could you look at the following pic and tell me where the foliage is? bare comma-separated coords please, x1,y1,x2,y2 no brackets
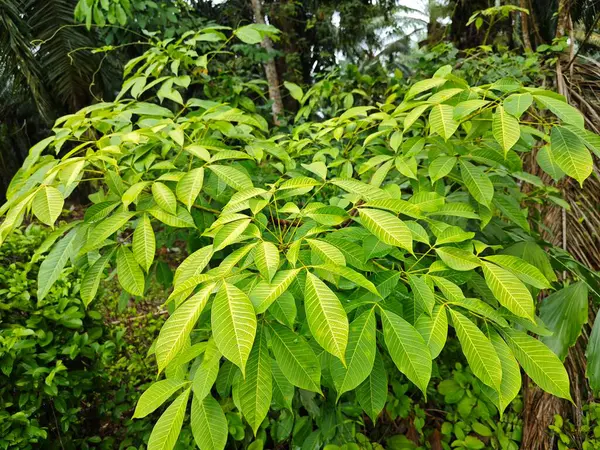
0,225,114,448
2,20,600,450
549,403,600,450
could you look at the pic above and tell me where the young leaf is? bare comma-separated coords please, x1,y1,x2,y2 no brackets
250,269,300,313
133,214,155,272
331,309,377,398
408,274,435,315
152,182,178,215
482,262,535,321
156,284,215,373
32,186,63,227
238,326,271,435
147,388,190,450
381,308,431,395
268,322,321,393
503,329,572,401
191,395,228,450
212,282,257,376
208,164,253,191
492,105,520,155
356,352,388,423
116,246,145,297
213,219,251,251
174,245,214,286
358,208,412,253
133,379,190,419
304,272,349,363
429,156,457,183
449,309,502,390
176,167,204,210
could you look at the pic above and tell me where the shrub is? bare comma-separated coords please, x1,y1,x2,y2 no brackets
0,225,115,448
1,24,597,450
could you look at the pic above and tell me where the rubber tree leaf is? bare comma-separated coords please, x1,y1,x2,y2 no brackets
482,262,535,321
152,182,178,215
330,308,376,398
38,228,81,300
254,241,280,282
304,272,349,363
435,247,481,271
133,214,155,272
539,282,588,360
358,208,412,253
492,105,520,155
459,160,493,207
147,387,190,450
116,246,145,297
429,104,459,141
80,249,114,307
415,305,448,359
176,167,204,210
356,352,388,423
550,126,592,187
32,186,63,227
212,282,257,376
191,395,228,450
381,308,431,395
156,284,215,372
450,309,502,390
503,329,572,401
587,314,600,394
238,326,272,435
133,379,190,419
268,322,321,393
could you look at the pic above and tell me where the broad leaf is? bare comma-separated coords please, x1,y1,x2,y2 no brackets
459,160,493,207
32,186,63,226
81,249,114,307
134,379,190,419
133,214,155,272
482,262,535,321
116,246,145,297
254,241,279,282
358,208,412,253
550,126,592,187
191,395,228,450
38,228,81,300
415,305,448,359
492,105,520,155
356,352,388,423
147,388,190,450
436,247,481,271
152,182,178,215
429,104,459,140
176,167,204,210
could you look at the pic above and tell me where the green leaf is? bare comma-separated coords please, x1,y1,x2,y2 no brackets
81,249,114,307
436,247,481,271
32,186,63,227
82,211,135,253
212,283,257,376
176,167,204,211
358,208,412,253
254,241,279,282
429,104,459,141
550,126,592,187
192,341,221,401
156,284,215,373
191,395,228,450
404,104,430,131
311,264,379,295
459,160,493,207
503,329,572,401
586,314,600,394
174,245,214,286
304,272,349,363
492,106,520,155
152,182,178,215
381,308,431,395
481,330,521,416
449,309,501,390
539,282,588,360
238,326,271,435
250,269,300,313
133,214,155,272
147,388,190,450
272,359,294,410
453,99,490,120
268,322,321,393
408,274,435,315
133,379,190,419
482,262,535,321
330,178,390,201
503,93,532,117
536,145,565,182
122,181,150,207
148,206,195,228
429,156,457,183
356,352,387,423
483,255,550,289
117,246,145,297
284,81,304,102
405,77,447,101
534,95,584,128
415,305,448,359
331,309,376,398
38,228,81,300
213,219,251,251
209,165,253,191
307,239,345,266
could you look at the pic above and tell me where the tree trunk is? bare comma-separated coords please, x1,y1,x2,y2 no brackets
249,0,284,125
520,0,533,51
